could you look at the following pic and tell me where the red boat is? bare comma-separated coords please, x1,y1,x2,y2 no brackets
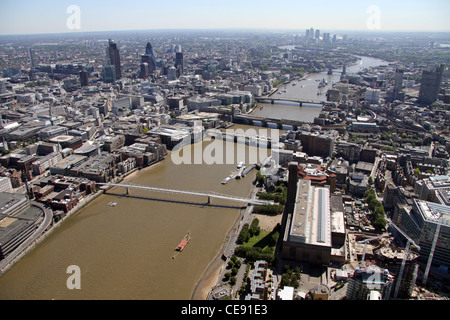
175,233,191,252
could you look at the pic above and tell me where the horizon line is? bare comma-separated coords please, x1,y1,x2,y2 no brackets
1,27,450,38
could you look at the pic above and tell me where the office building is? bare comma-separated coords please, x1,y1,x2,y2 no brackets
79,69,89,87
107,39,121,79
63,77,81,92
28,48,36,68
141,42,157,74
175,51,184,77
38,126,68,140
414,175,450,203
395,199,450,269
394,68,404,97
31,152,62,176
140,62,149,79
365,88,381,104
387,68,405,102
167,66,178,80
102,65,116,83
347,265,394,300
295,131,336,157
418,64,445,105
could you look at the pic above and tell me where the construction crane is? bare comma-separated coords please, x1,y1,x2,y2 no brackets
357,234,391,267
386,218,421,299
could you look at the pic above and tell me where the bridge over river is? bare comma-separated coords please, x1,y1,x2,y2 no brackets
98,183,274,206
255,97,325,107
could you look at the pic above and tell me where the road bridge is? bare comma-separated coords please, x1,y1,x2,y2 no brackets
98,183,274,206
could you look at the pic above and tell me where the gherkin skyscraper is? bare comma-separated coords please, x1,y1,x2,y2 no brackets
142,42,157,73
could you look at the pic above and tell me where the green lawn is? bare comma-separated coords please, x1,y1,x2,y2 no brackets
241,230,271,249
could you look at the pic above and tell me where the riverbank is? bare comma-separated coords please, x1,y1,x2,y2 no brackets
0,158,166,280
191,177,259,300
0,189,104,279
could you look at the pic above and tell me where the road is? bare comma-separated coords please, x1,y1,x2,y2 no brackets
211,184,273,300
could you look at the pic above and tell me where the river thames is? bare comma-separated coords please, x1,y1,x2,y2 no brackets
0,55,388,300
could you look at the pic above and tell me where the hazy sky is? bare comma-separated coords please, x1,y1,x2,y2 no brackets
0,0,449,35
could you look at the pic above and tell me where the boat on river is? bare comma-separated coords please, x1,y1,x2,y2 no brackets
318,78,327,88
222,176,232,184
175,232,191,252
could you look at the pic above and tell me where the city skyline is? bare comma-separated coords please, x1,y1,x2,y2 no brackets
0,0,450,36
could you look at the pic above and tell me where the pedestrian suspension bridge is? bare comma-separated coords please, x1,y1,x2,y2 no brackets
97,183,274,206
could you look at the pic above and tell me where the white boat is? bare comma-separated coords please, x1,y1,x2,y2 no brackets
236,166,246,179
222,176,232,184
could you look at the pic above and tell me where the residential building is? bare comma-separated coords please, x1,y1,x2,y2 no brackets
365,88,381,104
418,64,445,105
347,265,394,300
245,260,272,300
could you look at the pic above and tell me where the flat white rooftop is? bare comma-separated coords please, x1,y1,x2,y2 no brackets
289,179,331,247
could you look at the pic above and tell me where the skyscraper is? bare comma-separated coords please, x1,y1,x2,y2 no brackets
393,68,404,100
102,65,116,83
141,42,157,75
394,68,404,94
175,46,184,77
79,69,89,87
107,39,121,79
28,48,36,68
418,64,445,105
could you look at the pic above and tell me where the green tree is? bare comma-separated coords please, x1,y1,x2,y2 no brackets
249,218,260,237
238,224,250,244
374,215,387,231
256,170,266,186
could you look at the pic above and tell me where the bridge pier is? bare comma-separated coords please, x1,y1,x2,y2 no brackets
125,187,129,196
207,196,211,205
271,100,274,104
299,102,303,107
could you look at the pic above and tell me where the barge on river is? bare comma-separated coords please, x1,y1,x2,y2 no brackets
175,232,191,252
